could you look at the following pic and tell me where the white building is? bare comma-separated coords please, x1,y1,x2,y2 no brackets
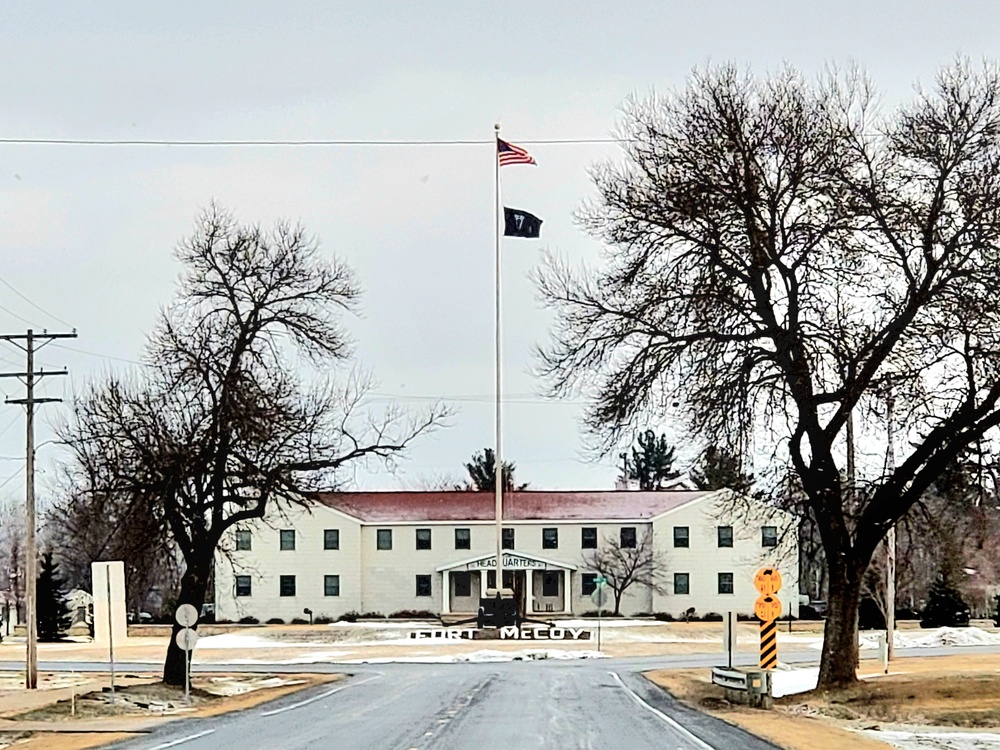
214,489,798,622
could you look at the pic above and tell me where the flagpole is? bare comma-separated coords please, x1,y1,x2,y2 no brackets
493,123,504,598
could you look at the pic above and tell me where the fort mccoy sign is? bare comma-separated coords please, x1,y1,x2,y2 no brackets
410,627,591,641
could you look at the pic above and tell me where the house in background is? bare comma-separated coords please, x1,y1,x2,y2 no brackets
214,489,798,623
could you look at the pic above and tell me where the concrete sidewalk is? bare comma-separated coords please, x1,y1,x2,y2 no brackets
0,715,177,733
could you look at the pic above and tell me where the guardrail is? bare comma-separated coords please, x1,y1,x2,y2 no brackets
710,666,772,709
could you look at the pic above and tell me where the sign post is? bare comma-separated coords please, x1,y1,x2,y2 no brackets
175,604,199,704
722,611,737,669
591,577,608,652
753,568,782,670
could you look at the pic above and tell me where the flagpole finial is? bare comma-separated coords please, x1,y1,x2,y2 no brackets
494,123,500,133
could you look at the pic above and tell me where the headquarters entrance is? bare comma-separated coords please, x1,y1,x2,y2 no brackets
437,551,577,616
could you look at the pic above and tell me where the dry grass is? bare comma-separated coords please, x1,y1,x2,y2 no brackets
647,668,893,750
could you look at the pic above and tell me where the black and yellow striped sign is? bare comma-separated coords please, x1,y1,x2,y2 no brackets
759,619,778,669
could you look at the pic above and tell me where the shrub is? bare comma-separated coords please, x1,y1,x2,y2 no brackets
359,612,386,619
215,619,233,625
388,610,436,619
921,575,971,629
314,616,335,625
337,611,360,623
702,612,724,622
291,617,308,625
653,612,674,622
581,610,623,617
265,617,285,625
238,616,259,625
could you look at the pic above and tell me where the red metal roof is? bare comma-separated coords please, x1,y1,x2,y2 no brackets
313,490,709,523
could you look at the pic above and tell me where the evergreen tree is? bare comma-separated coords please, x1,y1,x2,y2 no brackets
920,573,970,628
621,430,680,490
36,552,72,642
462,448,527,491
690,445,755,494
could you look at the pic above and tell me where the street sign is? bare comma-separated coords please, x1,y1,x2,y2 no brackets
595,576,607,586
590,588,609,608
175,604,199,628
754,595,783,623
753,568,783,596
175,627,199,652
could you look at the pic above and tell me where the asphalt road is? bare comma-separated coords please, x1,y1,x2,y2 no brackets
94,662,780,750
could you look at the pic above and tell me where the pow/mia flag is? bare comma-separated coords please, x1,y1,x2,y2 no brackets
503,207,543,238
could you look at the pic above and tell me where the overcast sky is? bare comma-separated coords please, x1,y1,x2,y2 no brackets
0,1,997,500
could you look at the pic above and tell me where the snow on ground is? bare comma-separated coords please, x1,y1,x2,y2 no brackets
328,621,438,629
854,627,1000,651
866,730,1000,749
557,619,663,628
770,666,820,698
198,634,333,649
227,651,354,664
340,649,607,664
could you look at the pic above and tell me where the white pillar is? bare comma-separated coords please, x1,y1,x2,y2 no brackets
561,571,569,614
480,569,488,598
442,572,451,615
525,570,534,614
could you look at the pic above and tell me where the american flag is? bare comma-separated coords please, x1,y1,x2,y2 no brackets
497,138,536,167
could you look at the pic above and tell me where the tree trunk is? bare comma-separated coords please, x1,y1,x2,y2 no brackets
817,558,864,688
162,554,210,686
613,590,623,616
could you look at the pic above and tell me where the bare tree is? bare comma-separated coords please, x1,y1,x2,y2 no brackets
583,530,666,615
537,61,1000,687
44,480,181,617
59,206,448,685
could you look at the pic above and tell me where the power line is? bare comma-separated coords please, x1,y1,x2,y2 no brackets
0,274,73,329
0,137,621,148
50,343,141,365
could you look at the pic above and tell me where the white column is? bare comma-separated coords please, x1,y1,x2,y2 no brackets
561,571,569,614
480,569,488,598
525,570,534,614
442,572,451,615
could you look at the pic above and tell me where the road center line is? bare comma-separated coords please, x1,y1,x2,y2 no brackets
607,671,715,750
261,673,382,716
145,729,216,750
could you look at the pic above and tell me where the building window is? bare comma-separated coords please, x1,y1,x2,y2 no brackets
415,575,432,597
280,575,296,597
235,575,252,597
673,526,690,548
718,572,734,595
717,526,734,548
280,529,295,551
455,528,471,550
324,575,340,597
416,528,432,550
453,571,471,597
620,527,637,549
502,528,515,550
487,570,516,589
542,528,559,549
542,571,560,597
582,527,597,549
235,530,251,551
377,529,393,550
674,573,690,595
581,573,597,596
762,526,778,548
324,529,340,550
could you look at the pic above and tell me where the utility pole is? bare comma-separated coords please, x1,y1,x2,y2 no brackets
885,384,896,667
0,328,76,689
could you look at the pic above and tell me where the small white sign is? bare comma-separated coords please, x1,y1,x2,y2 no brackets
175,627,199,652
175,604,199,627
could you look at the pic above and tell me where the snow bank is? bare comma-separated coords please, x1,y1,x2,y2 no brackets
557,619,662,628
770,667,819,697
198,634,332,649
866,730,1000,749
342,648,608,664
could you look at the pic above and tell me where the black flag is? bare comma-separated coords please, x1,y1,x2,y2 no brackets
504,207,542,238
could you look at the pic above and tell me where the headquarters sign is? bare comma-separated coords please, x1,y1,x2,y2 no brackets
466,554,547,570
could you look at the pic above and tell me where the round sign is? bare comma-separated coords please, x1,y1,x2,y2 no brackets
753,568,783,596
175,627,199,652
175,604,199,627
590,588,609,609
754,595,783,622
